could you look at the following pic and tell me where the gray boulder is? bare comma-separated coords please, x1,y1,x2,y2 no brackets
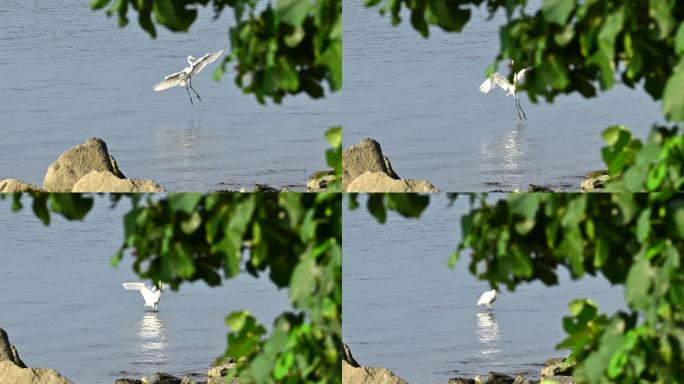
0,328,26,368
342,139,391,191
342,343,359,368
207,359,238,384
0,179,44,193
307,170,337,192
448,378,475,384
581,170,612,192
342,360,407,384
487,372,516,384
0,362,73,384
42,138,124,192
72,171,164,193
346,172,439,193
541,358,573,379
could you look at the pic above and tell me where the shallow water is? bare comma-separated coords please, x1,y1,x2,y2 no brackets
0,197,289,382
0,1,340,191
343,195,625,383
343,0,663,191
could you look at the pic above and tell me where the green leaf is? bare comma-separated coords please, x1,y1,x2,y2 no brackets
169,193,202,214
663,62,684,122
675,23,684,55
625,260,653,310
542,0,576,25
90,0,111,10
635,208,651,243
277,0,310,27
508,194,541,219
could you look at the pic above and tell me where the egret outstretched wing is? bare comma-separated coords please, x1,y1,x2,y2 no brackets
123,282,147,291
515,68,532,83
191,50,224,75
154,71,183,91
478,73,513,94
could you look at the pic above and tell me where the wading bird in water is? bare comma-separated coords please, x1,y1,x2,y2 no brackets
154,50,224,105
478,61,532,120
123,282,164,311
477,289,498,311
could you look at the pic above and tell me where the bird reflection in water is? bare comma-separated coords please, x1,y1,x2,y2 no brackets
139,312,168,363
476,312,501,358
479,123,526,184
156,120,202,179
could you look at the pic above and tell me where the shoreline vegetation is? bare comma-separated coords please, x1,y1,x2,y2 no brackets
341,343,576,384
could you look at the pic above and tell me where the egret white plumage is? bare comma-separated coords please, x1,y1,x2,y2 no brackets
478,61,532,120
154,50,224,105
123,282,163,311
477,289,498,311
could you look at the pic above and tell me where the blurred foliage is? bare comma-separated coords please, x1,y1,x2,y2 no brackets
2,192,341,384
324,126,342,191
600,125,684,192
90,0,341,104
355,192,684,383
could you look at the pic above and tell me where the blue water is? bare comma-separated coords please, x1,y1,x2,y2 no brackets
0,196,290,382
343,0,663,191
343,195,625,383
0,1,340,191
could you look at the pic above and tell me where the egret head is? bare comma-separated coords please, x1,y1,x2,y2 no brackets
187,55,196,64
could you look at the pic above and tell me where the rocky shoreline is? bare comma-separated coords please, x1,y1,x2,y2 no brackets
342,343,575,384
0,138,164,193
0,327,238,384
342,138,439,192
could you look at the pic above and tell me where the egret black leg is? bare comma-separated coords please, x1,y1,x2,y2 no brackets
514,97,522,120
185,85,194,105
189,78,202,101
517,98,527,120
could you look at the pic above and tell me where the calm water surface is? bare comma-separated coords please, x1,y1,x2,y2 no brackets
0,197,289,382
343,195,625,383
343,0,663,191
0,1,340,191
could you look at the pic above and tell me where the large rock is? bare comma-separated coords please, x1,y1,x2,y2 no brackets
0,328,26,368
342,360,407,384
0,179,44,193
346,172,439,193
207,359,238,384
342,343,359,368
541,359,573,378
0,362,73,384
72,171,164,193
307,170,337,192
43,138,124,192
486,372,516,384
581,170,612,192
342,139,391,191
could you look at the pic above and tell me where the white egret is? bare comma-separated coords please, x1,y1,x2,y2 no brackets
478,61,532,120
154,50,224,105
123,282,163,311
477,289,498,311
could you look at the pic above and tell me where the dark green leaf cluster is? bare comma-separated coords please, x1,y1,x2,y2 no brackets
90,0,341,104
601,125,684,191
457,193,684,382
4,192,342,384
348,193,431,223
